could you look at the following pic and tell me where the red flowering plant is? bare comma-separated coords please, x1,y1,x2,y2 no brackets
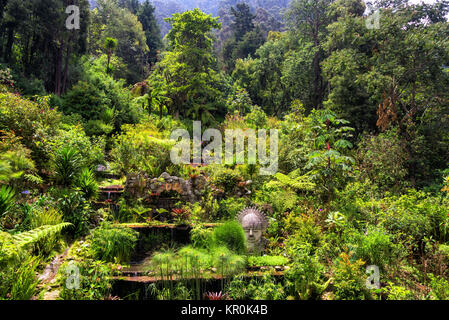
171,207,191,225
203,291,230,300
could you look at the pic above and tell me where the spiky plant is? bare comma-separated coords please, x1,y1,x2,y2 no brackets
203,291,230,300
75,167,99,200
52,146,82,187
0,185,15,217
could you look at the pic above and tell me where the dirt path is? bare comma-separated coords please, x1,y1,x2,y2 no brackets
35,247,70,300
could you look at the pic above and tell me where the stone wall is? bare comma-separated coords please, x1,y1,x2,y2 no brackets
125,172,208,203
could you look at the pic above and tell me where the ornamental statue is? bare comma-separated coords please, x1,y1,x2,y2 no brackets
237,207,269,254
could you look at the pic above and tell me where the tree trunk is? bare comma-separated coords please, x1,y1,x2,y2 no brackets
4,26,14,62
54,39,64,95
62,36,72,95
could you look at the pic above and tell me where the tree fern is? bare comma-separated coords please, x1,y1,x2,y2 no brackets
12,223,72,248
267,170,316,192
23,173,44,185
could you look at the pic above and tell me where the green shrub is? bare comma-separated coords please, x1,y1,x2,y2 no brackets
212,221,246,254
381,190,449,243
75,168,99,200
52,146,83,187
285,214,323,251
9,256,39,300
56,189,91,237
59,259,117,300
0,92,61,169
428,273,449,300
332,252,371,300
218,197,247,220
384,283,415,300
111,123,176,176
356,130,409,194
209,166,242,194
90,223,139,263
190,224,214,249
227,274,286,300
248,255,289,267
0,185,15,217
49,125,105,169
285,244,329,300
347,226,401,270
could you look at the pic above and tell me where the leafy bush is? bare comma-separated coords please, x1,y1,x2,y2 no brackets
61,56,141,135
428,273,449,300
331,252,371,300
384,283,415,300
0,92,61,169
190,224,214,249
212,221,247,254
75,168,99,200
49,125,106,169
59,260,118,300
56,190,91,237
0,185,15,218
347,226,401,270
244,105,268,129
248,255,289,267
111,123,177,176
380,190,449,243
285,214,323,250
356,130,409,194
285,244,329,300
52,146,83,187
90,223,139,263
209,166,242,195
227,274,286,300
217,197,247,220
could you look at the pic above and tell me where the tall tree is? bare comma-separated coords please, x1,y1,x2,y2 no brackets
287,0,333,109
230,3,255,41
137,0,163,66
89,0,149,84
118,0,139,14
151,9,223,124
221,3,265,72
104,37,118,74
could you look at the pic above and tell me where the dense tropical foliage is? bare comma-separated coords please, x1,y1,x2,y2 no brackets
0,0,449,301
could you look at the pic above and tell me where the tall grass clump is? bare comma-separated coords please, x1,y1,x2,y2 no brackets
90,223,139,263
212,221,246,254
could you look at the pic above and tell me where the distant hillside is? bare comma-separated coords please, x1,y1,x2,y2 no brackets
150,0,289,36
89,0,289,36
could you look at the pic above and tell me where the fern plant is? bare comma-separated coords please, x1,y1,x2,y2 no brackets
0,185,15,217
11,223,72,248
267,169,316,192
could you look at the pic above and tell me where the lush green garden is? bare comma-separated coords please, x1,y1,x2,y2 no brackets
0,0,449,300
